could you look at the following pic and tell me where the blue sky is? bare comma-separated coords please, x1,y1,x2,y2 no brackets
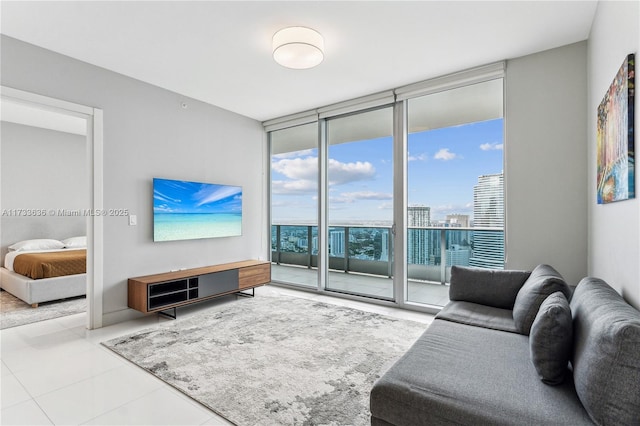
271,118,503,223
154,178,242,214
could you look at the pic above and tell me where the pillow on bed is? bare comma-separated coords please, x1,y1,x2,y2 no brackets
8,238,65,252
62,236,87,249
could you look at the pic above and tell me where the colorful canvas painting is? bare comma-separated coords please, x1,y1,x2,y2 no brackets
597,54,635,204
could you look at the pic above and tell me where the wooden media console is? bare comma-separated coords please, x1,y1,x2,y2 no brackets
128,260,270,317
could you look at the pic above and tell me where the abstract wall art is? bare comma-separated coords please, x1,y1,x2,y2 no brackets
597,54,635,204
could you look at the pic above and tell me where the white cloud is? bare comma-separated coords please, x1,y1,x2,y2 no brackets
434,148,457,161
271,179,317,195
340,191,393,201
272,149,315,159
272,157,376,196
272,157,318,181
408,152,428,162
378,202,393,210
479,142,504,151
328,159,376,185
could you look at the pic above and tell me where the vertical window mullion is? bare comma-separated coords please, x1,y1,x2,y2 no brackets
393,100,408,305
317,118,328,291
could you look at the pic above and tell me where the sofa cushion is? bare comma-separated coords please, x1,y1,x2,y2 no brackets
512,264,571,335
570,277,640,425
449,266,531,309
370,319,593,425
529,292,572,385
436,301,518,333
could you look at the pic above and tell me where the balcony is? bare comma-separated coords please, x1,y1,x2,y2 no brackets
271,224,504,307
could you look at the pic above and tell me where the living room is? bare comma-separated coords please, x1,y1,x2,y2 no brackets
1,1,638,425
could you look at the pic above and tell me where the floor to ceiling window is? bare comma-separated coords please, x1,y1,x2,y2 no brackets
270,122,319,288
406,78,504,306
268,64,505,311
325,107,394,300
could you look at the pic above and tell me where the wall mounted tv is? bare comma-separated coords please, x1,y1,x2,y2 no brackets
153,178,242,242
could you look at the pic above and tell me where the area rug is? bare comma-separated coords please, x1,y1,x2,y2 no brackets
102,295,428,425
0,290,86,330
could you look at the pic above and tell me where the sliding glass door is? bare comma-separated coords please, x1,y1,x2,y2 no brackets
406,78,504,306
325,107,394,300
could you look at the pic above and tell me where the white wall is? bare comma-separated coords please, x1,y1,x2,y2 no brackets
1,122,87,262
1,36,268,325
588,1,640,309
505,42,588,287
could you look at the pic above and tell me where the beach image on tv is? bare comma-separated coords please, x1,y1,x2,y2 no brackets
153,178,242,242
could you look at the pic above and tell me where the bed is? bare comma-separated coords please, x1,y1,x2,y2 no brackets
0,238,87,308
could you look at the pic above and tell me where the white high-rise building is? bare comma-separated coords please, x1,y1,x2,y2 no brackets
472,173,504,228
470,173,504,269
407,205,431,265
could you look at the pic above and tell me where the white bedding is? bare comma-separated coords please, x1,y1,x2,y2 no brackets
3,249,70,272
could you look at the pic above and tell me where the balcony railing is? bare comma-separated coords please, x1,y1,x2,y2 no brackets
271,224,504,285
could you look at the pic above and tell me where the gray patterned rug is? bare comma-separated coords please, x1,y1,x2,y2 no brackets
102,295,428,425
0,290,86,330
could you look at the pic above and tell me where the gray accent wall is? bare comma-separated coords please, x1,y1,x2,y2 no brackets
587,1,639,309
505,42,588,288
0,122,87,263
1,35,266,325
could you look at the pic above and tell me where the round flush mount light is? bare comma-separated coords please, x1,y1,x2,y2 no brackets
272,26,324,69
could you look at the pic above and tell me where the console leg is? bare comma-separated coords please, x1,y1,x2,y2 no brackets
236,288,255,298
158,307,177,319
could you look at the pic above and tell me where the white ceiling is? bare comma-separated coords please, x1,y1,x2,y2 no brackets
1,1,598,122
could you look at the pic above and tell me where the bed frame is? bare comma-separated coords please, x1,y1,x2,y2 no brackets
0,267,86,308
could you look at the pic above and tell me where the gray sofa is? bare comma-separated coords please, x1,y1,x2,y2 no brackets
370,264,640,425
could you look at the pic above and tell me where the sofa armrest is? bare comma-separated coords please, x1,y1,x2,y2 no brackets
449,266,531,310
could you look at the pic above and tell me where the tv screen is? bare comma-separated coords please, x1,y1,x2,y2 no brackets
153,178,242,242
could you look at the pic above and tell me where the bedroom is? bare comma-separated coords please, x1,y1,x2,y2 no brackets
0,98,89,328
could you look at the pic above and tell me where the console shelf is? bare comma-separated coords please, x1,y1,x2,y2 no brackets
128,260,270,315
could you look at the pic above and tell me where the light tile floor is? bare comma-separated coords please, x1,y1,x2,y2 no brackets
0,285,434,425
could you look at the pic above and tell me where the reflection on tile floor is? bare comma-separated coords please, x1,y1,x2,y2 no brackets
272,264,451,307
0,285,434,425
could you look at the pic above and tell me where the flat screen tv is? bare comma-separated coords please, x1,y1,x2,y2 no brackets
153,178,242,242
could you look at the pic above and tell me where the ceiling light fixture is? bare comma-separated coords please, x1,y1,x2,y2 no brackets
272,26,324,70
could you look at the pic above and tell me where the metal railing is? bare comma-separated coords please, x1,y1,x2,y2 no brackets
271,224,504,284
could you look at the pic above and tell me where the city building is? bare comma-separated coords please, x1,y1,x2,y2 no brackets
408,205,431,227
470,172,505,268
446,214,470,227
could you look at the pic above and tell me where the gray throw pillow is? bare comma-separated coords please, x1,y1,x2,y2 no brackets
571,277,640,425
529,292,572,385
512,264,571,335
449,266,531,310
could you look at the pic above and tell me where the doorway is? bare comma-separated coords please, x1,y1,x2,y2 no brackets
0,86,103,329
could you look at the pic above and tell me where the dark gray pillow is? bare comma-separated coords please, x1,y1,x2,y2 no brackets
512,264,571,335
571,277,640,425
449,266,531,309
529,292,572,385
